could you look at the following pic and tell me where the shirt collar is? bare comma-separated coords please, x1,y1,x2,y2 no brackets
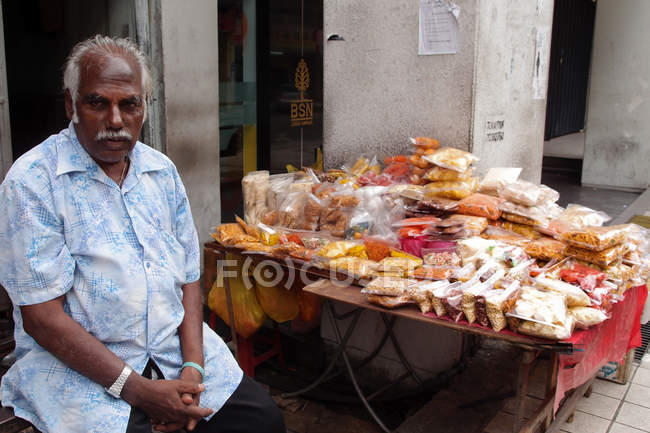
56,122,166,177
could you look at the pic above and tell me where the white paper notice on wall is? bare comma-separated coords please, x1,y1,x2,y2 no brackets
419,0,460,56
532,28,549,99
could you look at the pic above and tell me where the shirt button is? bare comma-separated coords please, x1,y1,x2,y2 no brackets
146,262,151,269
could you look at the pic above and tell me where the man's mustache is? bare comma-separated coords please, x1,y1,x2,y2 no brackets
95,129,133,141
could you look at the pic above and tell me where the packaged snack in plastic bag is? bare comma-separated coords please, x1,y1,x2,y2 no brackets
482,225,533,246
378,256,423,274
410,280,451,316
364,237,393,261
328,256,378,279
266,173,295,211
361,276,415,296
423,147,479,173
446,214,489,235
394,216,441,227
406,285,434,313
569,306,609,329
558,262,607,292
416,197,460,213
535,276,591,307
423,250,461,267
525,237,567,261
500,201,563,226
242,170,271,225
517,317,574,340
408,154,434,170
508,286,570,334
500,221,542,239
277,192,307,229
399,184,425,201
423,178,479,200
212,223,259,246
547,204,611,235
565,243,629,267
478,167,522,196
412,265,457,280
367,294,415,309
254,275,300,323
302,194,324,231
317,240,364,259
497,181,559,207
462,268,506,324
560,225,628,251
457,193,505,220
502,212,543,227
488,244,530,268
485,279,521,331
410,136,441,149
423,166,473,182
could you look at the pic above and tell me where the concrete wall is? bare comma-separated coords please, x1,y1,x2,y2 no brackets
322,0,478,169
582,0,650,191
470,0,554,182
159,0,221,248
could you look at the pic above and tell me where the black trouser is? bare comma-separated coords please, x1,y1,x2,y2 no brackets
126,360,286,433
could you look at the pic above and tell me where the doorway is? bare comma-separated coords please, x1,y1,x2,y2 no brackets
542,0,596,167
218,0,323,223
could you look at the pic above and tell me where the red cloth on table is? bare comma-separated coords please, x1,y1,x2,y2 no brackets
554,284,648,412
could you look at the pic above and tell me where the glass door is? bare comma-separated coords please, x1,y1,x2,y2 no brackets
257,0,323,174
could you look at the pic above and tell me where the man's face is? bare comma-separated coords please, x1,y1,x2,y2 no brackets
65,52,145,164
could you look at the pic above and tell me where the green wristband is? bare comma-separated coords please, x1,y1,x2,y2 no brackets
181,362,205,381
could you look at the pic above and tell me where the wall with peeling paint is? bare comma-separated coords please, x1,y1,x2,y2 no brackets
471,0,554,182
582,0,650,191
159,0,221,248
322,0,478,169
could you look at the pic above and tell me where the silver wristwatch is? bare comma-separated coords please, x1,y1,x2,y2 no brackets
106,365,133,398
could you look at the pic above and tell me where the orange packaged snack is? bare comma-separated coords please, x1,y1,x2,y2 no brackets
457,193,504,220
411,136,440,149
364,238,392,262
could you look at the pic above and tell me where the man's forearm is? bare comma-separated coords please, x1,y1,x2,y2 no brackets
21,295,136,390
178,280,205,368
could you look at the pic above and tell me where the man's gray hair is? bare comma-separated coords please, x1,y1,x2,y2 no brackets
63,35,153,122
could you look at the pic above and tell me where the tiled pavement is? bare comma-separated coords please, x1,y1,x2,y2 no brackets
558,355,650,433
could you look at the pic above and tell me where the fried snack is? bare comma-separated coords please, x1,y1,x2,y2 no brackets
517,318,574,340
500,221,542,239
423,251,461,267
411,136,441,149
406,285,434,313
408,154,433,169
525,237,567,261
367,294,415,309
423,178,479,200
399,185,425,201
561,225,628,252
423,166,473,182
330,194,360,208
412,266,456,280
361,276,414,296
535,276,591,307
417,197,460,212
569,306,608,329
485,281,521,332
212,223,259,246
260,210,278,226
301,196,322,231
364,238,392,262
565,243,630,267
422,147,479,173
457,193,504,220
502,212,541,227
236,215,261,240
317,240,361,258
328,257,378,278
378,256,423,274
497,181,559,207
446,214,488,235
234,241,273,253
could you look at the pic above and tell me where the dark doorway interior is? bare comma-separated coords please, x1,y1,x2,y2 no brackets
544,0,596,141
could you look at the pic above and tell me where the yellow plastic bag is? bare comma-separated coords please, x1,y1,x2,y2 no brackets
252,262,300,323
207,254,266,339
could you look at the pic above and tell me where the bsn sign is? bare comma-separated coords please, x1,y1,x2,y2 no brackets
290,59,313,127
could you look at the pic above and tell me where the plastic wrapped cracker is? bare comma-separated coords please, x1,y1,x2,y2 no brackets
561,225,628,252
525,237,567,261
565,243,630,267
422,147,479,173
423,178,479,200
569,306,609,329
497,180,559,207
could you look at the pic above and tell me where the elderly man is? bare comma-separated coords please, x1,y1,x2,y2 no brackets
0,35,285,433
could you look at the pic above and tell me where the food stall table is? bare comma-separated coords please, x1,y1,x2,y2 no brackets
299,280,646,433
203,242,646,433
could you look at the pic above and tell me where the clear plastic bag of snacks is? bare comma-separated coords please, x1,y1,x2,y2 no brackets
445,214,489,235
508,286,570,335
560,225,628,252
423,165,473,182
399,184,425,201
411,280,451,316
423,178,479,200
485,279,521,331
422,147,479,173
410,136,441,149
565,243,630,267
501,201,563,225
547,204,611,236
517,317,574,340
242,170,271,225
422,249,461,267
361,276,416,296
416,197,460,212
457,193,504,220
478,167,522,196
411,265,457,280
367,294,415,309
524,237,567,261
497,181,559,207
499,221,542,239
534,276,591,307
569,306,609,329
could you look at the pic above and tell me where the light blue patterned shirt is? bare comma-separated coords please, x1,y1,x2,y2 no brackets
0,124,242,433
